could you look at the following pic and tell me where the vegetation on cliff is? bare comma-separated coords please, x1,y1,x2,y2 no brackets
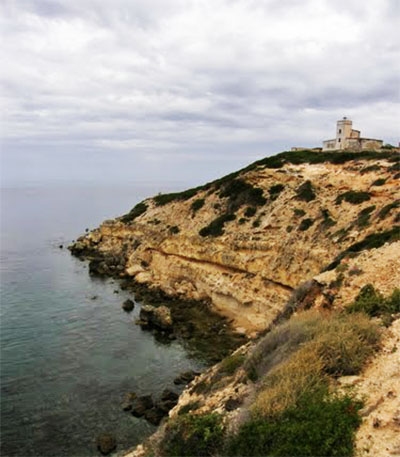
151,306,385,457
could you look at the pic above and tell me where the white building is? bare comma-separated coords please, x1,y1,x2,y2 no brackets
323,118,383,151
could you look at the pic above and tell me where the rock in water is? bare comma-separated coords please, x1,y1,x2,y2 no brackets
131,395,154,417
96,433,116,455
122,299,135,312
121,392,137,411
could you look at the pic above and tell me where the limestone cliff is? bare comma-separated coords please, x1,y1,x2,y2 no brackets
71,149,399,336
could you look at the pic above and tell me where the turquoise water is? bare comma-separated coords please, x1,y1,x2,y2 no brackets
0,184,204,457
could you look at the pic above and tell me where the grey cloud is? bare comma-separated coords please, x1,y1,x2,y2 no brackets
1,0,399,187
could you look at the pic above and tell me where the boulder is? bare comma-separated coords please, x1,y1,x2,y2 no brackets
96,432,116,455
139,305,173,331
121,392,137,411
131,395,154,417
122,299,135,312
144,407,165,426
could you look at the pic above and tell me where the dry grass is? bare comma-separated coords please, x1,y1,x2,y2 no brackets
250,310,381,418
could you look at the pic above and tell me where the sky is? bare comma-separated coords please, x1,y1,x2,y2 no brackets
1,0,399,189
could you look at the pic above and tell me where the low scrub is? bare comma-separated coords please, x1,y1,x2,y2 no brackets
191,198,205,213
325,227,400,271
269,183,285,201
295,180,316,202
160,413,224,457
336,190,371,205
154,186,203,206
228,389,362,457
299,217,314,231
347,284,400,324
120,202,148,223
199,213,236,237
219,178,266,211
356,205,376,228
378,200,399,220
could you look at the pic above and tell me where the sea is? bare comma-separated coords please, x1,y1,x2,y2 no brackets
0,183,206,457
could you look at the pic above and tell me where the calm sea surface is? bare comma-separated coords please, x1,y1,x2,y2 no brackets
0,183,204,457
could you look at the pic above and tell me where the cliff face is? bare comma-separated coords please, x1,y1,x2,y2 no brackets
71,150,399,335
70,149,400,457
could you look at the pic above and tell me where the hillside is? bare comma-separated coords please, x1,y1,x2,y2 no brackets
70,149,400,456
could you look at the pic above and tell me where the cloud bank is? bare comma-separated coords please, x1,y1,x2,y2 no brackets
1,0,399,186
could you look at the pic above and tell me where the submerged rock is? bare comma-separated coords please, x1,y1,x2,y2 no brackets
122,299,135,312
121,392,137,411
131,395,154,417
96,432,116,455
144,407,165,426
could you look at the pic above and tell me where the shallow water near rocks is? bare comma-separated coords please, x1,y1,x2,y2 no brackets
0,184,206,457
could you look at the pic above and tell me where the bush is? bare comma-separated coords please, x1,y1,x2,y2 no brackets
320,208,336,229
219,179,266,211
120,202,148,223
336,191,371,205
229,390,362,457
191,198,205,213
356,205,376,228
325,228,400,271
154,187,202,206
269,183,285,201
244,206,257,218
293,208,306,217
378,200,400,219
218,353,245,376
169,225,180,234
371,178,386,186
199,213,236,237
347,284,400,323
161,413,224,457
295,180,316,202
299,218,314,231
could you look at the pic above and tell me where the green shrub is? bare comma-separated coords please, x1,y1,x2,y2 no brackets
178,401,201,416
169,225,180,234
219,179,266,211
199,213,236,237
295,180,316,202
154,187,202,206
219,353,245,376
347,284,400,323
371,178,386,186
378,200,400,219
325,228,400,271
269,183,285,201
229,390,362,457
120,202,148,223
299,218,314,231
191,198,205,213
320,208,336,229
293,208,306,217
356,205,376,228
244,206,257,217
360,164,381,174
336,191,371,205
161,413,224,457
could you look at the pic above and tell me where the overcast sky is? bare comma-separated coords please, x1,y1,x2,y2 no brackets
1,0,399,188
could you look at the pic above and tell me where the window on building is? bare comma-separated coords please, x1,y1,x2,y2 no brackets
338,129,342,134
338,138,341,143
